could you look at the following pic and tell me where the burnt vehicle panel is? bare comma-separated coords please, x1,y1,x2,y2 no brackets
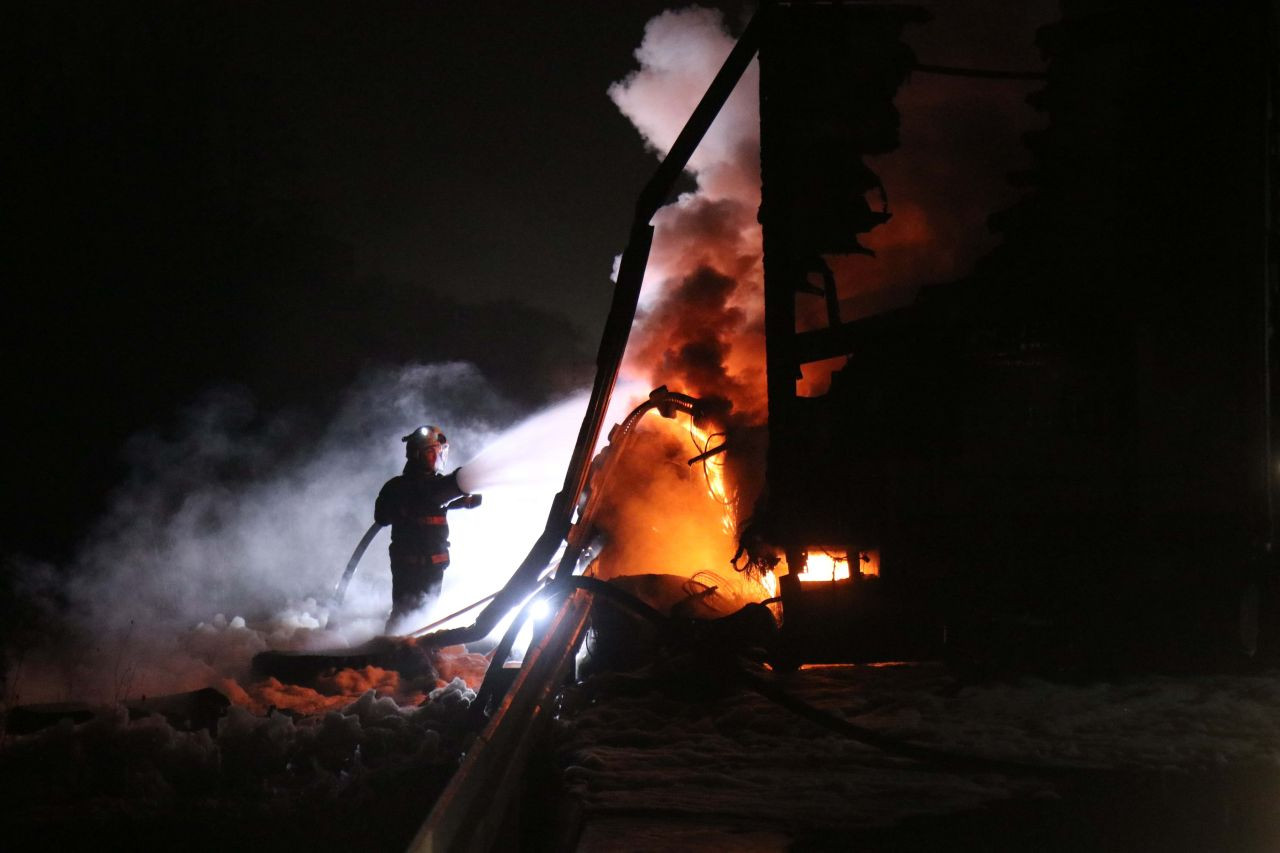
757,0,1277,670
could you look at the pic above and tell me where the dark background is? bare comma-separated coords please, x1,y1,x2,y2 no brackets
10,1,763,561
8,0,1063,567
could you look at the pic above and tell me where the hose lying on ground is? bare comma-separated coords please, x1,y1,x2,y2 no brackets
499,577,1129,781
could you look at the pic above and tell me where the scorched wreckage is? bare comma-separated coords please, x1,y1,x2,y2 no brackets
264,0,1278,685
5,0,1278,850
288,0,1278,845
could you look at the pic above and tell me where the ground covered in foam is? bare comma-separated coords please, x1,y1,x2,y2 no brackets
552,662,1280,851
0,678,476,852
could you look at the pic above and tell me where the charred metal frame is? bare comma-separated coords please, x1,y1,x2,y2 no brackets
758,2,928,646
758,0,1279,668
416,3,774,649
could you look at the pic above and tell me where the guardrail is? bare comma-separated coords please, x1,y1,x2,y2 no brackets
407,589,593,852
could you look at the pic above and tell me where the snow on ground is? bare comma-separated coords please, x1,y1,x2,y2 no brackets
811,663,1280,771
1,594,499,846
0,591,502,852
0,677,476,850
554,662,1280,835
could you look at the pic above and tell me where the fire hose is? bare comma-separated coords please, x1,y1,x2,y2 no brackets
332,522,382,605
420,385,705,652
466,573,742,721
400,3,765,649
547,386,703,580
255,0,763,681
331,495,483,607
250,389,711,683
464,575,1113,781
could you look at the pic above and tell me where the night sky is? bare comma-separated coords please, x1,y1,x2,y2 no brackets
10,1,763,560
5,4,1275,843
9,0,1052,563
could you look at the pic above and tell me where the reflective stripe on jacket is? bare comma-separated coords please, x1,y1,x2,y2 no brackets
375,468,465,560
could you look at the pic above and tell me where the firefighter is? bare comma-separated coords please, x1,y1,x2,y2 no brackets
375,425,482,633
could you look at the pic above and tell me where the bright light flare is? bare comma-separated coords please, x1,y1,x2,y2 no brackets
529,598,551,622
486,587,564,660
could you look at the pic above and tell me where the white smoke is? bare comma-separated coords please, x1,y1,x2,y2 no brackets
5,5,784,709
608,6,760,204
610,4,1051,403
5,363,594,705
609,6,763,301
609,6,767,418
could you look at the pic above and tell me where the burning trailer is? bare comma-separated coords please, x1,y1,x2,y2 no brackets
750,0,1279,673
405,4,1280,844
7,1,1280,850
250,0,786,684
258,0,1277,705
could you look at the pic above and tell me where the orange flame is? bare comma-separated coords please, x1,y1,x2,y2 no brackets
689,422,735,537
799,550,852,583
222,645,490,716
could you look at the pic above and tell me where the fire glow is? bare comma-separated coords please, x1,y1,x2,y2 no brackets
800,550,852,582
680,418,782,602
690,422,735,536
796,548,880,583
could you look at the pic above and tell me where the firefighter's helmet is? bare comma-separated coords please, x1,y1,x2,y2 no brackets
403,425,449,467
